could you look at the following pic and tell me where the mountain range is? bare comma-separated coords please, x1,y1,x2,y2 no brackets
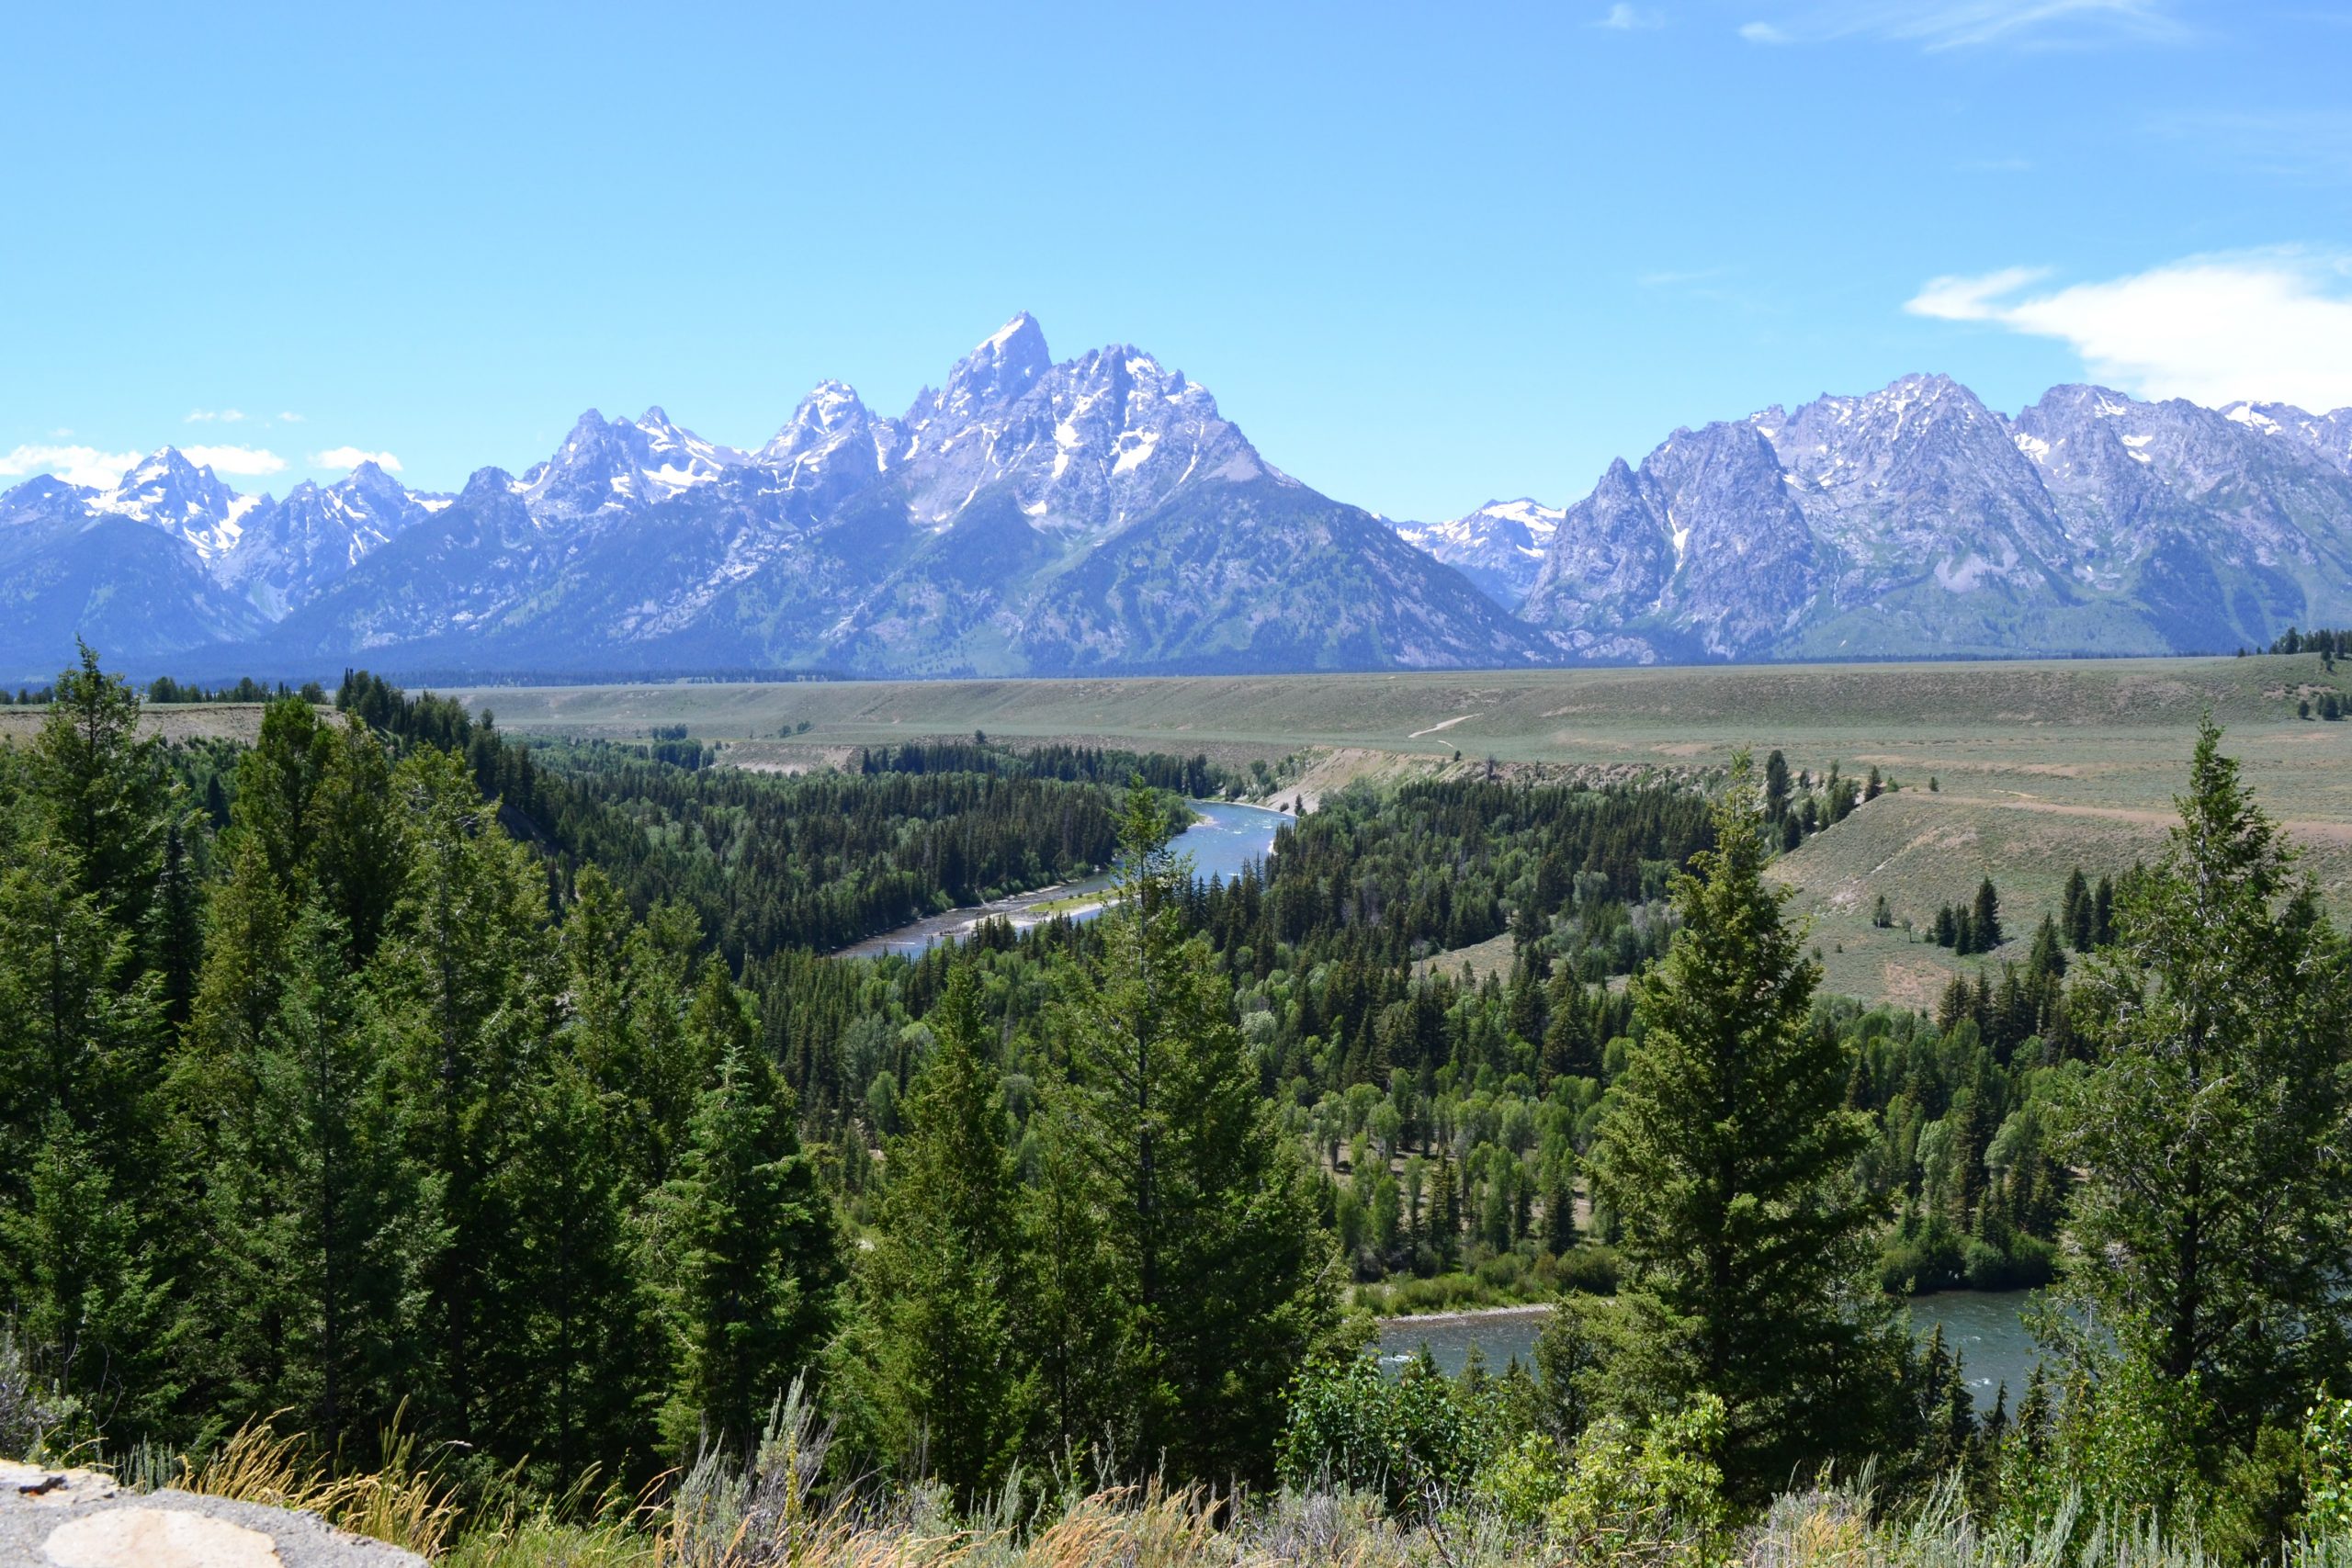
8,315,2352,682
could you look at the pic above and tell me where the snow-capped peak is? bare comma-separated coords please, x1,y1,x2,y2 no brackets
515,407,748,523
91,446,263,560
915,311,1053,425
1391,497,1566,608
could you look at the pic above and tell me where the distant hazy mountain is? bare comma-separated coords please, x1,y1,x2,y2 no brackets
1516,375,2352,661
9,322,2352,682
1392,500,1563,608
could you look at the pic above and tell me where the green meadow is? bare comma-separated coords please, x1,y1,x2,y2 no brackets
450,654,2352,1004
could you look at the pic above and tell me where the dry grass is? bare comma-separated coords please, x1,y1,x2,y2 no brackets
168,1406,461,1560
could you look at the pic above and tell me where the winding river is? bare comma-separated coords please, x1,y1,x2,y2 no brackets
1377,1290,2040,1409
835,799,1290,959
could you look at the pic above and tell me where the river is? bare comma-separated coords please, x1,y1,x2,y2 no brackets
834,799,1290,959
1376,1290,2040,1409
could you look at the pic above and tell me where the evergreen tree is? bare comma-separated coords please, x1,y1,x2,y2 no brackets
0,1114,169,1436
651,963,840,1458
1763,750,1790,821
1588,756,1900,1497
832,966,1032,1498
173,907,438,1456
28,642,170,933
373,747,556,1445
153,817,204,1031
2062,867,2093,953
489,1044,662,1487
1972,878,2003,951
304,721,405,964
2051,719,2352,1445
1051,784,1338,1483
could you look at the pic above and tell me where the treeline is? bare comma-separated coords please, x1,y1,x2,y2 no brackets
145,674,329,705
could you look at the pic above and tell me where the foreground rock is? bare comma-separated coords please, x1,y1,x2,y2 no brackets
0,1462,422,1568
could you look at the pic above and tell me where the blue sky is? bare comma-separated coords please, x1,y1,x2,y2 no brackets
5,0,2348,519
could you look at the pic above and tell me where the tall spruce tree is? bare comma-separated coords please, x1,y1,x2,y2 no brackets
489,1043,662,1487
175,906,438,1454
1588,755,1901,1497
374,746,555,1445
1050,784,1337,1483
28,643,170,934
2050,719,2352,1445
651,961,840,1458
832,965,1032,1497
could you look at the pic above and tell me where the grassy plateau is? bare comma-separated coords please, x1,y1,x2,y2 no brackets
444,655,2352,1006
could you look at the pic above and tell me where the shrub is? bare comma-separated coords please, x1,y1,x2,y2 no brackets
1278,1355,1489,1511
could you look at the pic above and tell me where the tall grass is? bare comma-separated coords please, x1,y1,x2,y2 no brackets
155,1405,461,1561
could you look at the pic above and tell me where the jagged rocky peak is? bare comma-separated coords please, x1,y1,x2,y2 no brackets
760,380,880,465
515,407,748,522
912,311,1053,425
93,447,266,560
1391,499,1565,609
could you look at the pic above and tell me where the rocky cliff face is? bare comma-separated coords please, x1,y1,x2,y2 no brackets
1517,375,2352,660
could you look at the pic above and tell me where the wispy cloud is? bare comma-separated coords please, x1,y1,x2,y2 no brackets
278,411,304,423
181,445,288,477
185,408,246,423
1740,0,2182,50
311,446,402,472
0,444,142,489
1596,4,1666,28
1906,250,2352,412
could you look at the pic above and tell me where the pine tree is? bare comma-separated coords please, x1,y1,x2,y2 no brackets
304,720,405,964
489,1044,662,1488
2051,719,2352,1445
1763,750,1790,821
651,963,841,1458
374,746,556,1444
832,966,1032,1498
1051,784,1338,1483
174,906,439,1456
1588,755,1901,1497
28,642,170,932
1972,878,2003,951
1020,1076,1126,1465
0,1114,169,1436
2062,867,2093,953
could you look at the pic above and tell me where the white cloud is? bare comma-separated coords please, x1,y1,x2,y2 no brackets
0,444,142,489
277,411,304,423
311,446,402,472
185,408,246,423
1905,251,2352,412
1597,4,1664,28
181,445,288,477
1742,0,2179,50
